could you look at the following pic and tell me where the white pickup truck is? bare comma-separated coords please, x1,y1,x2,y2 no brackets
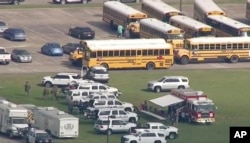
131,122,179,140
0,47,11,65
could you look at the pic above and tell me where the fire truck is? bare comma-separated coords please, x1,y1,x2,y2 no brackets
170,88,215,124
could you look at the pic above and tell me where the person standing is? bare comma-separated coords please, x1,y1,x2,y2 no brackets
43,86,50,100
24,81,31,96
117,25,123,38
51,85,58,101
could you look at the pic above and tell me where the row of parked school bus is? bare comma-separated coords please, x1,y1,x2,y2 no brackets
76,0,250,70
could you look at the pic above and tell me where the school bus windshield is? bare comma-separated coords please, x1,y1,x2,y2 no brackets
167,34,184,39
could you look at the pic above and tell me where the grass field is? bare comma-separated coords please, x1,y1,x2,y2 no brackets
0,69,250,143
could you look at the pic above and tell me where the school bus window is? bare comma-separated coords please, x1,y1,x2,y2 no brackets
210,44,215,50
159,49,164,55
221,44,226,50
165,49,170,55
232,44,237,49
148,50,153,55
238,44,243,49
109,51,113,56
192,45,198,50
120,50,125,56
137,50,141,55
97,51,102,57
126,50,131,56
216,44,220,50
142,50,147,55
153,49,159,56
131,50,136,56
244,43,249,49
205,44,209,50
227,44,232,49
114,50,119,56
103,51,108,57
90,52,96,58
199,44,204,50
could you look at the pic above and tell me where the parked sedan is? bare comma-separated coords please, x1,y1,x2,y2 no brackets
11,49,32,63
69,27,95,39
0,21,8,35
3,28,26,41
62,42,82,54
41,42,63,56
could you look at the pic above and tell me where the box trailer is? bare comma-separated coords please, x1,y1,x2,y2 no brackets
33,107,79,138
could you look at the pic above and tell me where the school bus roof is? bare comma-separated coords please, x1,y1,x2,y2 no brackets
187,37,250,44
142,0,182,15
170,15,212,30
194,0,225,15
83,39,172,51
103,1,146,17
140,18,184,33
207,15,250,29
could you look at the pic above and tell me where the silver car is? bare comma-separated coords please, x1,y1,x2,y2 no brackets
0,21,8,35
11,49,32,63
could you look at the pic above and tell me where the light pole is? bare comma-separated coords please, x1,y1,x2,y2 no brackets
180,0,182,11
107,115,115,143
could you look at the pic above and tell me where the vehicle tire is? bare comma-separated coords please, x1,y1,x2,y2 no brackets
101,63,109,70
230,55,239,63
154,141,161,143
61,0,66,4
18,58,21,63
5,61,10,65
69,30,72,36
10,36,14,41
125,108,132,112
129,117,136,123
45,81,52,87
130,141,137,143
154,86,161,93
8,131,13,139
26,138,30,143
78,34,81,39
180,56,189,65
178,85,185,89
146,62,155,70
168,132,177,139
106,129,112,135
82,0,87,4
13,0,19,5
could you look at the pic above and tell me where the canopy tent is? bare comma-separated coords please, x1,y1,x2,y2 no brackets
148,94,184,109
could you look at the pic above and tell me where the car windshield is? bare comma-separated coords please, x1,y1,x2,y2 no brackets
158,77,166,82
49,43,60,48
15,50,29,55
36,133,50,138
134,132,142,137
72,75,81,79
13,29,24,33
93,69,108,74
0,22,6,26
80,27,91,31
196,105,214,112
11,118,26,124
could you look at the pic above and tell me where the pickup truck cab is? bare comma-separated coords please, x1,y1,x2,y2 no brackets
132,122,178,140
0,47,11,65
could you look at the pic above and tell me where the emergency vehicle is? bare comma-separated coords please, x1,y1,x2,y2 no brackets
170,88,215,124
0,100,29,138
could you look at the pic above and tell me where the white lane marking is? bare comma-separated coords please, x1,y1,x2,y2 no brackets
56,9,74,17
47,26,65,35
23,26,48,41
84,10,95,16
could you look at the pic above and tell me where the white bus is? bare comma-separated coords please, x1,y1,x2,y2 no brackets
139,18,184,49
194,0,226,22
169,15,215,38
206,15,250,37
141,0,183,22
246,0,250,19
81,39,174,70
103,1,147,37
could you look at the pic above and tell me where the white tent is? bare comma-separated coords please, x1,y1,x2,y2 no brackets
149,94,184,109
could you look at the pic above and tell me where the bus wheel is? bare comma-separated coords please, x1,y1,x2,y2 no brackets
180,56,189,65
146,62,155,70
101,63,109,69
230,55,239,63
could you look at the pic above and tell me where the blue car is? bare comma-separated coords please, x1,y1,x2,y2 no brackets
3,28,26,41
41,42,63,56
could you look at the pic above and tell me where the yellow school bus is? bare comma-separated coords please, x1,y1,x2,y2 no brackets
81,39,174,70
206,15,250,37
103,1,147,38
194,0,226,22
169,15,215,38
175,37,250,64
246,0,250,19
139,18,185,49
141,0,183,22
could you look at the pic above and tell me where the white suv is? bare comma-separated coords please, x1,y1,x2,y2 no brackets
94,118,137,135
41,72,82,87
147,76,190,92
88,99,134,112
85,66,109,83
121,130,166,143
75,82,121,96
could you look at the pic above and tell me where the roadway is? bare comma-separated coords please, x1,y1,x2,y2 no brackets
0,2,248,142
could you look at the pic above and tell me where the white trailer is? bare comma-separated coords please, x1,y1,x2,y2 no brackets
33,107,79,138
0,100,29,138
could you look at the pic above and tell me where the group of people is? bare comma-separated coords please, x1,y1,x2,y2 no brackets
117,25,130,39
24,81,59,100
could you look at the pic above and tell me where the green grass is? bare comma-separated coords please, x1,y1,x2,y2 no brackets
1,69,250,143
